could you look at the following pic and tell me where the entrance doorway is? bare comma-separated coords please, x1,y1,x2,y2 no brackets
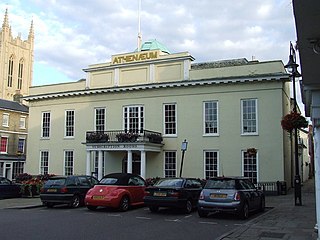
122,153,141,175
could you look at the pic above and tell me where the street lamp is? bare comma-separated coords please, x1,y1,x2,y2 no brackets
284,42,302,206
179,139,188,177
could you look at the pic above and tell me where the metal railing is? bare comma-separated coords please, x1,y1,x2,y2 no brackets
257,181,287,196
86,129,163,144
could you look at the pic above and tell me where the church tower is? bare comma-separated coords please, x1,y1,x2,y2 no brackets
0,9,34,101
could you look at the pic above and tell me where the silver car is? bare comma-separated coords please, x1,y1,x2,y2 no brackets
197,177,265,219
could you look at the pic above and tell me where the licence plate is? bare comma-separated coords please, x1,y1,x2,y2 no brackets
47,189,57,192
93,196,104,200
210,193,227,199
154,192,167,197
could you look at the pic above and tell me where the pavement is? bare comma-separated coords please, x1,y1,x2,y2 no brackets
0,179,317,240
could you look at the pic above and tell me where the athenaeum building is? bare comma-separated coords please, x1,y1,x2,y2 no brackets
24,39,309,186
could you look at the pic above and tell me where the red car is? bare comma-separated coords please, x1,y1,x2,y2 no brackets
85,173,146,211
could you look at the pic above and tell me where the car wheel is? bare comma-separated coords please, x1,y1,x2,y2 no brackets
240,202,249,219
149,206,159,213
119,196,129,211
46,202,54,208
185,200,193,214
260,197,265,212
87,205,97,211
69,195,81,208
198,209,208,218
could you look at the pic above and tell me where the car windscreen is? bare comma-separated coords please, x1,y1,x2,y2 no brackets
99,177,119,185
154,179,183,187
205,179,235,189
44,178,66,186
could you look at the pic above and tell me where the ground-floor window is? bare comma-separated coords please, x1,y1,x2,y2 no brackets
40,151,49,175
0,162,3,177
94,151,105,176
12,162,24,179
164,151,176,177
204,151,219,179
64,150,74,176
243,151,258,184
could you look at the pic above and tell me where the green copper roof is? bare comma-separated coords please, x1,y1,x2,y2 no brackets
139,39,170,54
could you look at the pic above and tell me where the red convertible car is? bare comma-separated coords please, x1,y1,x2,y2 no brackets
85,173,146,211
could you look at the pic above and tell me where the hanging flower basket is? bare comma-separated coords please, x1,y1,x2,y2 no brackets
281,112,308,132
247,148,257,156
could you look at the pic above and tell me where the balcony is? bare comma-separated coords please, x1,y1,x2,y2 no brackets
86,130,163,144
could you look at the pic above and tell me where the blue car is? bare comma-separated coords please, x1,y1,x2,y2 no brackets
0,177,21,199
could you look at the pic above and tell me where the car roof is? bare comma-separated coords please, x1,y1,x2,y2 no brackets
208,176,250,181
48,175,92,179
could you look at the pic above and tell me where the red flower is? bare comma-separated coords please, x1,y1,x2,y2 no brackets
281,112,308,132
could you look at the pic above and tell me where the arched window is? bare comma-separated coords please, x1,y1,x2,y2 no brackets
7,55,14,87
18,59,24,89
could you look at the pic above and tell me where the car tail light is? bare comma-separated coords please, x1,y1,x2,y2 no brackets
40,187,44,193
60,187,68,193
169,191,180,197
145,190,151,196
199,191,204,200
234,192,241,201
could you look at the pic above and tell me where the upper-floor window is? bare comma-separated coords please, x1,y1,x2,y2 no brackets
41,112,51,138
18,59,24,90
2,113,9,127
242,150,258,184
0,136,8,153
40,151,49,175
164,103,177,136
95,108,106,132
64,150,74,176
203,101,218,135
65,110,75,137
19,116,26,129
123,106,144,133
241,99,258,134
164,151,176,177
204,150,219,179
18,138,25,153
7,55,14,87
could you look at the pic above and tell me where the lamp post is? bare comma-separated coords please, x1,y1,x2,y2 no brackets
284,42,302,206
179,139,188,177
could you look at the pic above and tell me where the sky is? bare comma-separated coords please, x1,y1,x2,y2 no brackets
1,0,297,87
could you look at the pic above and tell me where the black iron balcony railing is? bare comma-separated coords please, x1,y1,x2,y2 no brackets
86,129,163,144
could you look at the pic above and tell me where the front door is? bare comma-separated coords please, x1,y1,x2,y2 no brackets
5,163,12,180
122,153,141,175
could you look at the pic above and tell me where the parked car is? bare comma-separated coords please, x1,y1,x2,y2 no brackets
85,173,146,211
40,175,99,208
144,178,202,213
0,177,21,199
197,177,265,219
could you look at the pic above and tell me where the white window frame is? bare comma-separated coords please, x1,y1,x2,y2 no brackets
241,98,258,135
123,105,144,133
163,103,177,137
203,150,219,179
203,101,219,136
41,112,51,138
94,107,106,132
0,136,9,154
64,150,74,176
19,116,26,129
242,150,259,184
164,151,177,177
2,113,9,127
39,150,49,175
65,110,75,138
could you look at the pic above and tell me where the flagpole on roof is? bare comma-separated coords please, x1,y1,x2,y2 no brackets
137,0,142,51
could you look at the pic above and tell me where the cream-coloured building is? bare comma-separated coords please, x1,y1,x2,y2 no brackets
25,40,303,186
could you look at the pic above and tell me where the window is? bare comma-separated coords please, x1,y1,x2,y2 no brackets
64,150,74,176
243,151,258,184
95,108,106,132
204,151,219,179
123,106,144,133
41,112,51,138
18,59,23,90
12,162,24,179
7,55,13,87
241,99,258,134
164,151,176,177
65,110,75,137
94,151,105,176
0,136,8,153
204,101,218,135
18,138,25,153
164,103,177,135
40,151,49,175
2,113,9,127
19,116,26,129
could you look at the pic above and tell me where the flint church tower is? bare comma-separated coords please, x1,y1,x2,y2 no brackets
0,9,34,101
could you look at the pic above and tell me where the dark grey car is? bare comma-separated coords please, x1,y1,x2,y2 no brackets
197,177,265,219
